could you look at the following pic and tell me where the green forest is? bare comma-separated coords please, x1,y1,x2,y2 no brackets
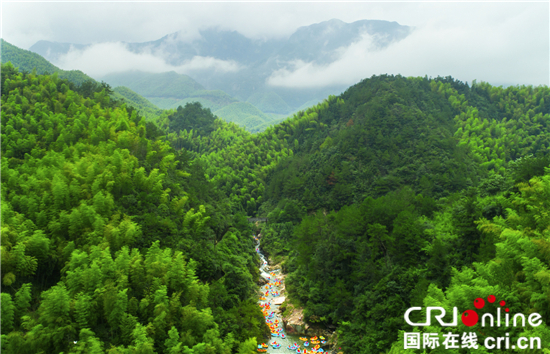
2,59,550,354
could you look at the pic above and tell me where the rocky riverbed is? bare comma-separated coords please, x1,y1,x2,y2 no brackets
255,236,338,353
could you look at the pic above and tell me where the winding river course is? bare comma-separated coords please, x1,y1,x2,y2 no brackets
255,236,307,353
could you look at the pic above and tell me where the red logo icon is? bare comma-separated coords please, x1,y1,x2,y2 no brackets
461,295,508,327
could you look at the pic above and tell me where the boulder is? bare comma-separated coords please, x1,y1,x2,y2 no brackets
282,307,307,335
283,321,306,335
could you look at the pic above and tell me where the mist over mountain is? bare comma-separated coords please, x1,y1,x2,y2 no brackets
27,40,88,64
29,19,412,115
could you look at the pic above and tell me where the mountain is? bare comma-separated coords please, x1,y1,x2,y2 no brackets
274,18,410,64
1,39,93,85
112,86,163,118
100,70,283,131
32,19,409,68
255,77,550,354
213,101,276,133
101,70,236,111
26,40,88,63
29,19,412,114
102,70,204,98
246,90,292,114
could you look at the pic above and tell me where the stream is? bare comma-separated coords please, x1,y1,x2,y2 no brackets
255,236,327,353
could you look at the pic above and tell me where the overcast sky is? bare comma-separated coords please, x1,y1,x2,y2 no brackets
2,1,549,88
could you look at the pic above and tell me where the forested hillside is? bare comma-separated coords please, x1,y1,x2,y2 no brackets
3,58,550,354
112,86,163,119
255,75,550,353
1,39,93,85
0,62,268,353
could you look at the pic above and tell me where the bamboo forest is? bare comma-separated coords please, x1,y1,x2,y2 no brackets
2,59,550,354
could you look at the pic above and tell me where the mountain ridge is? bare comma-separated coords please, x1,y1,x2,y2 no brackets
28,18,412,114
1,39,93,85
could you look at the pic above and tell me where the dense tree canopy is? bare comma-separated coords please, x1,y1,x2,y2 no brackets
0,63,268,353
253,75,550,353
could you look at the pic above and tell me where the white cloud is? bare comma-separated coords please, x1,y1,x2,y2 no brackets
179,56,241,73
267,4,549,88
267,33,379,88
55,42,241,78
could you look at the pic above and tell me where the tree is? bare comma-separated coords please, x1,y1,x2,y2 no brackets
14,283,32,324
237,337,256,354
1,293,15,333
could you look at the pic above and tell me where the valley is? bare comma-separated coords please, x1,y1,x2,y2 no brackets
2,18,550,353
